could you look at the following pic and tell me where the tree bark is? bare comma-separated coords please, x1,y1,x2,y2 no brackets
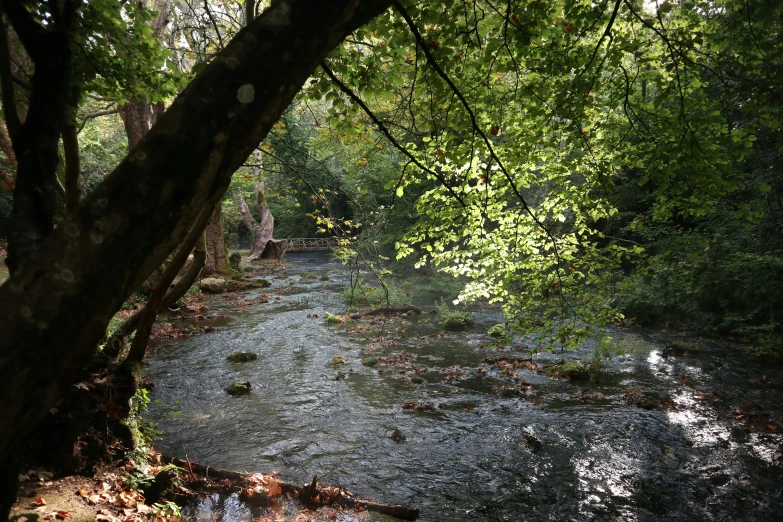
3,0,78,274
205,201,228,273
62,123,81,212
124,204,214,366
234,181,276,258
103,230,207,360
0,1,391,517
118,100,152,150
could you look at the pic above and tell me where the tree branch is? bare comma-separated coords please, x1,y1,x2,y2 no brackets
0,10,21,138
320,61,466,208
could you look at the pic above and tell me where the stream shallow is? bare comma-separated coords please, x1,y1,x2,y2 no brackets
145,252,783,521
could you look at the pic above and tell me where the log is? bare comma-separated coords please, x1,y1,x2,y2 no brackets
166,457,419,520
349,305,422,320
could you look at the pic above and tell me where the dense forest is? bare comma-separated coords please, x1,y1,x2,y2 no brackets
0,0,781,520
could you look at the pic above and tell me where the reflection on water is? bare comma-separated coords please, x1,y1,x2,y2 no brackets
145,252,783,521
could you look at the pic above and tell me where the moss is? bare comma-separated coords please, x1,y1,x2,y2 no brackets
324,312,343,325
319,274,330,281
300,272,318,281
226,351,258,362
225,381,252,396
410,375,426,384
362,357,379,367
331,356,347,366
663,341,695,356
442,313,474,330
544,361,592,380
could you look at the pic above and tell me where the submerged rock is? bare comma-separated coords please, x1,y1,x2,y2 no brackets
225,381,252,396
362,357,379,367
663,341,697,357
226,351,258,363
391,428,406,442
199,277,270,294
544,361,592,380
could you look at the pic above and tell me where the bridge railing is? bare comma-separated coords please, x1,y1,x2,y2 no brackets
285,237,342,251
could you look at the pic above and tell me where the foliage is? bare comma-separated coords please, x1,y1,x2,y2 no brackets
436,298,474,330
299,0,783,351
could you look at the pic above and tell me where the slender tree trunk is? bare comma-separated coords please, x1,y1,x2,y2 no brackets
0,2,391,518
204,201,228,273
62,123,80,212
103,230,207,360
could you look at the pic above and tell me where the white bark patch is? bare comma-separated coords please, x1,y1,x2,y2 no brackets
237,84,255,104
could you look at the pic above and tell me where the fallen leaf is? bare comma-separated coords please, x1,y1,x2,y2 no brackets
55,509,71,519
33,497,46,507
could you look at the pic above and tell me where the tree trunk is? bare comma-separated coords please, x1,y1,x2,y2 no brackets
103,230,207,360
118,100,152,150
234,181,276,259
3,0,77,274
205,202,228,273
0,1,391,517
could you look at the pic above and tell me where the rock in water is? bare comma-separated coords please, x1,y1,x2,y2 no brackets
199,277,227,294
225,381,252,396
226,351,258,362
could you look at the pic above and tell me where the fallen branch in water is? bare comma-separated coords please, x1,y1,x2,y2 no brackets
349,305,422,320
165,457,420,520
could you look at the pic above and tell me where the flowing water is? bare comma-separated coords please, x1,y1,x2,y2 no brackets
145,252,783,521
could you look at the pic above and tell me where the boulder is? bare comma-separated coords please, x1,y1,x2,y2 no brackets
199,277,227,294
224,278,270,292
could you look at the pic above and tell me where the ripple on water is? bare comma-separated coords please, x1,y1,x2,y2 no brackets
145,253,783,521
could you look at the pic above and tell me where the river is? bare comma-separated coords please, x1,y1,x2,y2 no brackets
144,252,783,521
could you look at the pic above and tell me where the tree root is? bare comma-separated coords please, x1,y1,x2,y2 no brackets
166,457,419,520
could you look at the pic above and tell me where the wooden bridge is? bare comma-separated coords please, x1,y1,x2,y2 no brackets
284,237,341,252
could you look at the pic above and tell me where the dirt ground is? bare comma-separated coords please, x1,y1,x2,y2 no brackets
10,468,166,522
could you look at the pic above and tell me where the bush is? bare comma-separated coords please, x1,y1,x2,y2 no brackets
436,298,474,330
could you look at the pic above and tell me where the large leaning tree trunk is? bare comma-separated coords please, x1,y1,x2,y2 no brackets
234,181,286,260
0,0,391,517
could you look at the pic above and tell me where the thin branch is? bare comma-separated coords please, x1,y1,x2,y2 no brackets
76,108,120,134
320,61,466,208
393,0,574,315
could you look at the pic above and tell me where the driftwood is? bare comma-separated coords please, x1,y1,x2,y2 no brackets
166,457,419,520
349,305,422,320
